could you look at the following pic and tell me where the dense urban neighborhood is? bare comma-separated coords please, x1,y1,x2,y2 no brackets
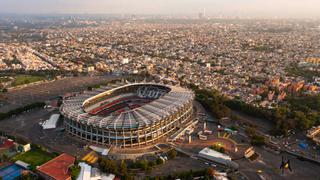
0,14,320,180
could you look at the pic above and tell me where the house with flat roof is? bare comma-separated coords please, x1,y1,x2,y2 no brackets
37,153,75,180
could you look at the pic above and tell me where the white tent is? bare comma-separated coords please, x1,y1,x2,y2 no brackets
89,145,110,156
42,114,60,129
77,162,92,180
198,147,239,169
15,160,30,169
77,163,115,180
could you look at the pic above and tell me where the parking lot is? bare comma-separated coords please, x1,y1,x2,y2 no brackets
0,75,120,113
148,154,210,178
236,146,320,180
0,108,87,158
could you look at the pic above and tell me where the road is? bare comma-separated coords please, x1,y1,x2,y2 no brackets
236,146,320,180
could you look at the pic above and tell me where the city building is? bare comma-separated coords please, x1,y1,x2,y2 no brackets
307,126,320,145
198,147,239,169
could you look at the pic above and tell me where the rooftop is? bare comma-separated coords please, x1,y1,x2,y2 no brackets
37,153,75,180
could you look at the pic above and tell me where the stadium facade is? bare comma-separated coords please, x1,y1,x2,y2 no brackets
60,83,194,148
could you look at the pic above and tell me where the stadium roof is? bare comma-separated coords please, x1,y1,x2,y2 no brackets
61,83,194,130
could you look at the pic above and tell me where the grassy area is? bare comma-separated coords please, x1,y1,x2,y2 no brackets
0,77,11,83
286,65,318,82
70,165,81,180
13,148,57,169
11,75,47,87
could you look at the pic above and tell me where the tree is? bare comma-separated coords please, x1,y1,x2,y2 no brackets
293,111,307,128
193,87,231,119
99,158,118,174
138,159,149,171
123,173,135,180
105,159,118,174
251,135,265,146
271,106,291,135
120,160,128,176
156,157,164,165
148,160,156,168
168,149,177,159
245,127,256,137
69,165,81,180
210,145,225,153
1,154,9,162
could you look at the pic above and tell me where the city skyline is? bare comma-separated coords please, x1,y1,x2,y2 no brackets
0,0,320,18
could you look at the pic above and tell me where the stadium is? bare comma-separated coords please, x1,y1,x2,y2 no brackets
60,83,194,148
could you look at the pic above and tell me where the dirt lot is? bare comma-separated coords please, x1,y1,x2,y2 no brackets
145,154,210,178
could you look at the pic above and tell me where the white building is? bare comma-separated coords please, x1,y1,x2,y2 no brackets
77,162,91,180
42,114,60,129
21,143,31,152
198,147,238,169
15,160,30,169
89,145,110,156
122,58,129,64
77,162,115,180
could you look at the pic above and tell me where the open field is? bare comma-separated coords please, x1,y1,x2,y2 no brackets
13,148,57,169
0,77,11,83
11,75,47,87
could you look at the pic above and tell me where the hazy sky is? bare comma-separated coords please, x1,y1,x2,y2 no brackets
0,0,319,18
